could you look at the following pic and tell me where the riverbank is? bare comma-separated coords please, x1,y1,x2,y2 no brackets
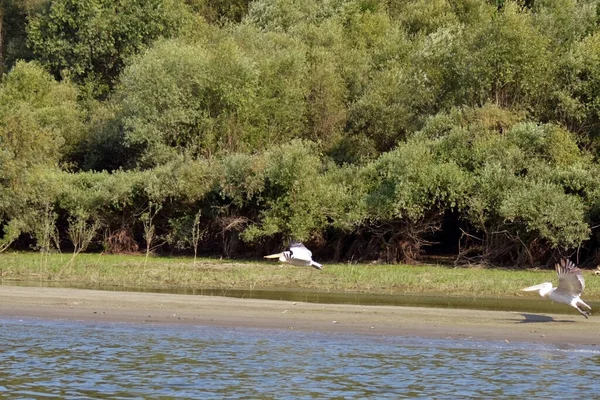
1,285,598,346
3,252,600,298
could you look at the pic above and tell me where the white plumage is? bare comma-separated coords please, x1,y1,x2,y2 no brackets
522,258,591,318
264,242,323,270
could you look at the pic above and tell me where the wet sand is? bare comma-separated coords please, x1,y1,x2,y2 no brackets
1,285,598,346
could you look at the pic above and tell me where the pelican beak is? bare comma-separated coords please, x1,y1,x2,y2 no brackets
521,283,546,292
264,252,284,259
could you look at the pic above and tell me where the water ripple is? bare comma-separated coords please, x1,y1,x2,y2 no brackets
0,317,599,398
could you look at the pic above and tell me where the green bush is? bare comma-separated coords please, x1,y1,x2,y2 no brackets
354,138,470,261
500,182,589,250
0,61,85,169
242,140,331,242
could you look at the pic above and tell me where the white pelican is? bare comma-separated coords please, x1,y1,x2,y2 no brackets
522,258,591,318
264,242,323,270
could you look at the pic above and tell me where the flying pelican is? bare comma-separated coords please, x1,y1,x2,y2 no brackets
264,242,323,270
522,258,591,318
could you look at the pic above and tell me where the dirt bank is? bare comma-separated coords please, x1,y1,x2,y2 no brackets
1,285,598,346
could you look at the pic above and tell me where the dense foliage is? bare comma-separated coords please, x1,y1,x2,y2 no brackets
1,0,600,266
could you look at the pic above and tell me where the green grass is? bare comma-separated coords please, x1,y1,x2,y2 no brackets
2,251,600,299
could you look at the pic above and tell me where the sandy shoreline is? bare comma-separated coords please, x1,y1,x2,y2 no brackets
1,285,598,346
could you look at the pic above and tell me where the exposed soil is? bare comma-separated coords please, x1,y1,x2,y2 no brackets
1,286,598,346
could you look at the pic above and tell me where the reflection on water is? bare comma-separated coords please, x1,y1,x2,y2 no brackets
4,280,599,315
1,317,599,398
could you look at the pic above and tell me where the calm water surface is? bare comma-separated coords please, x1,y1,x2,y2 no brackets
1,317,599,399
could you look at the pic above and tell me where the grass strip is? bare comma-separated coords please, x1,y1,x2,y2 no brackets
1,252,599,299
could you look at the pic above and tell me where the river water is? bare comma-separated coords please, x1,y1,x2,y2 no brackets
1,316,599,398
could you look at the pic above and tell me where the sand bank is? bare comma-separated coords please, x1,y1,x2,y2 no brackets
0,285,598,346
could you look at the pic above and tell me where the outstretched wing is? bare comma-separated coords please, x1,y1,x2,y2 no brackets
555,258,585,297
288,242,313,262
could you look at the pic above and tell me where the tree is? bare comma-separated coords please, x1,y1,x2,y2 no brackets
359,139,470,262
390,0,459,36
531,0,597,49
455,2,551,109
242,140,332,243
0,61,84,248
115,37,260,166
0,0,46,75
26,0,195,98
0,61,84,169
187,0,250,23
115,27,322,166
421,109,596,265
500,182,589,262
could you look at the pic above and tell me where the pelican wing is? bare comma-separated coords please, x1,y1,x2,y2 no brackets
288,242,313,262
555,258,585,296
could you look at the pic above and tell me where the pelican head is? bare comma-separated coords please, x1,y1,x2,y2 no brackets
522,282,553,297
